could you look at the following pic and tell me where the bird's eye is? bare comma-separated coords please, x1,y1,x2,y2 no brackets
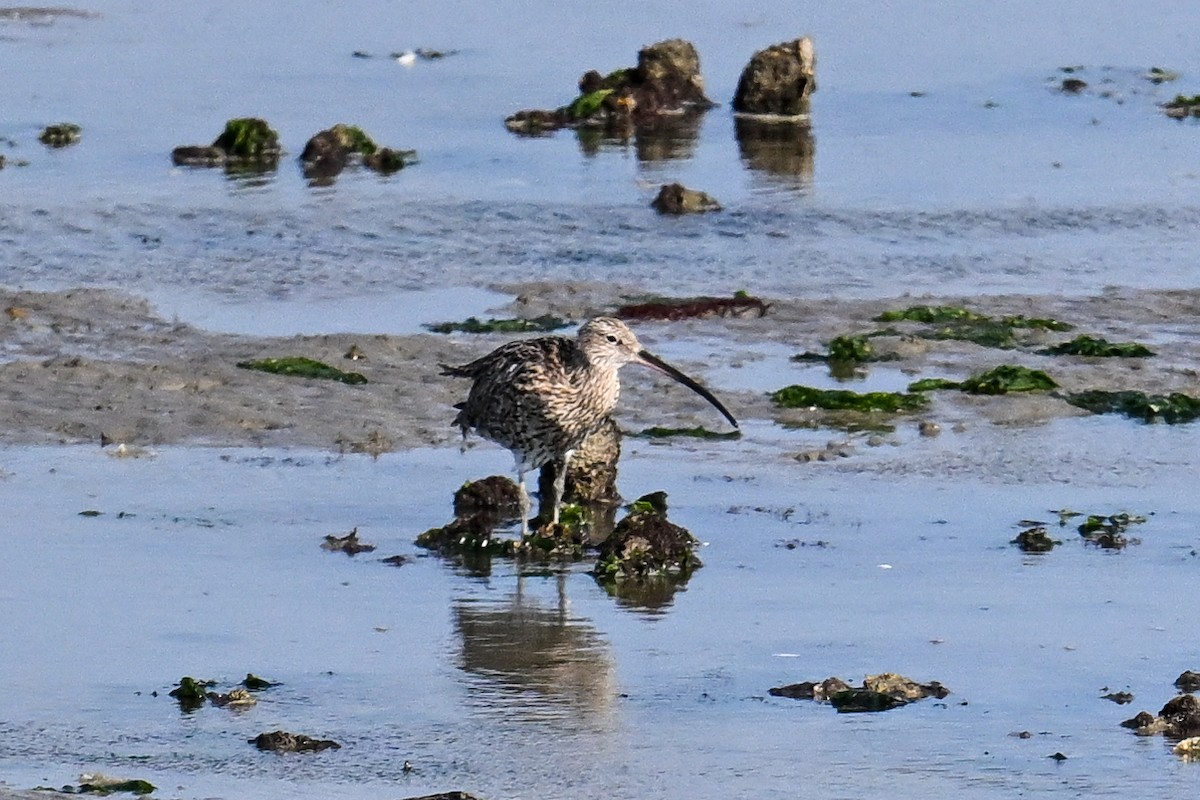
606,334,619,343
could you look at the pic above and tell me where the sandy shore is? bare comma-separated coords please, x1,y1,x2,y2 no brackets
2,283,1198,457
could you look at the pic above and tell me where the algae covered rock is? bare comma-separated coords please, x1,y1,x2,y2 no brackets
1064,390,1200,424
770,672,949,713
236,356,367,385
250,730,341,753
172,117,281,170
733,37,816,116
301,124,416,180
38,122,82,148
592,492,702,583
505,38,715,135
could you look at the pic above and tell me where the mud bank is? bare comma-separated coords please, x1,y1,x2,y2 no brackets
1,284,1198,458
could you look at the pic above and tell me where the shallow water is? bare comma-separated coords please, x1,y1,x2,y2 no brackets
4,2,1200,797
4,1,1200,321
1,433,1198,798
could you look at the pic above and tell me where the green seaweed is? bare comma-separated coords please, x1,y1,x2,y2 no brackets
566,89,614,120
236,356,367,385
827,335,874,362
1077,512,1146,549
874,305,1072,350
636,425,741,440
1063,390,1200,423
874,305,988,324
423,315,570,334
168,676,213,711
770,385,928,413
212,118,280,160
959,365,1058,394
38,122,82,147
909,365,1057,394
1038,335,1155,358
329,123,377,155
75,778,156,795
907,378,961,392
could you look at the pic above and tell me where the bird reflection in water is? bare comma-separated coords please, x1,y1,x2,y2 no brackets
453,573,616,724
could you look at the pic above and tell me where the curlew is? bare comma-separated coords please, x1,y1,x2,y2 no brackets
441,317,738,536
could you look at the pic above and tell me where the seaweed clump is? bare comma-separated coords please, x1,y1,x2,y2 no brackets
770,385,927,413
1038,335,1154,358
1077,512,1146,549
1011,525,1061,552
1063,390,1200,423
874,305,1072,350
908,365,1058,395
172,117,281,171
236,356,367,385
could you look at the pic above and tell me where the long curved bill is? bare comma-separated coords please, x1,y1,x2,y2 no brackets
636,349,739,429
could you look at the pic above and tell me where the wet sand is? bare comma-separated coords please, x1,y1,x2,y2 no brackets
3,284,1198,470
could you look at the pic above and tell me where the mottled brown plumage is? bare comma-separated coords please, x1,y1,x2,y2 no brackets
441,317,737,535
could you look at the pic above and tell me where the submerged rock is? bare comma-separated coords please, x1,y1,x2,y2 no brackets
771,673,949,713
321,527,376,555
651,182,722,214
250,730,341,753
733,37,817,116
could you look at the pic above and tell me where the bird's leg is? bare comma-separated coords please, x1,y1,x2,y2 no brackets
517,469,530,538
551,451,572,526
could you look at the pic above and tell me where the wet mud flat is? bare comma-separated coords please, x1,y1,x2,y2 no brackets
2,283,1200,798
2,283,1199,454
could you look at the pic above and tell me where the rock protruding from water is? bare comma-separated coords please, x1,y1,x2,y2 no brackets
172,117,281,170
1122,694,1200,738
733,37,817,116
769,672,949,713
505,39,715,135
651,182,722,214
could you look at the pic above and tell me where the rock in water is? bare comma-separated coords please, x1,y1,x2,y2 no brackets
651,182,722,214
733,37,817,116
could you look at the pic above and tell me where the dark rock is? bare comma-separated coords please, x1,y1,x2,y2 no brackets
1160,694,1200,737
250,730,341,753
1103,691,1134,704
454,475,523,518
651,182,721,214
1121,711,1156,730
1012,526,1060,552
1060,77,1088,93
505,38,714,136
402,793,484,800
1176,670,1200,693
1122,694,1200,737
321,527,376,555
38,122,82,148
593,492,702,581
363,146,416,173
733,37,816,116
771,673,947,713
171,145,227,167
